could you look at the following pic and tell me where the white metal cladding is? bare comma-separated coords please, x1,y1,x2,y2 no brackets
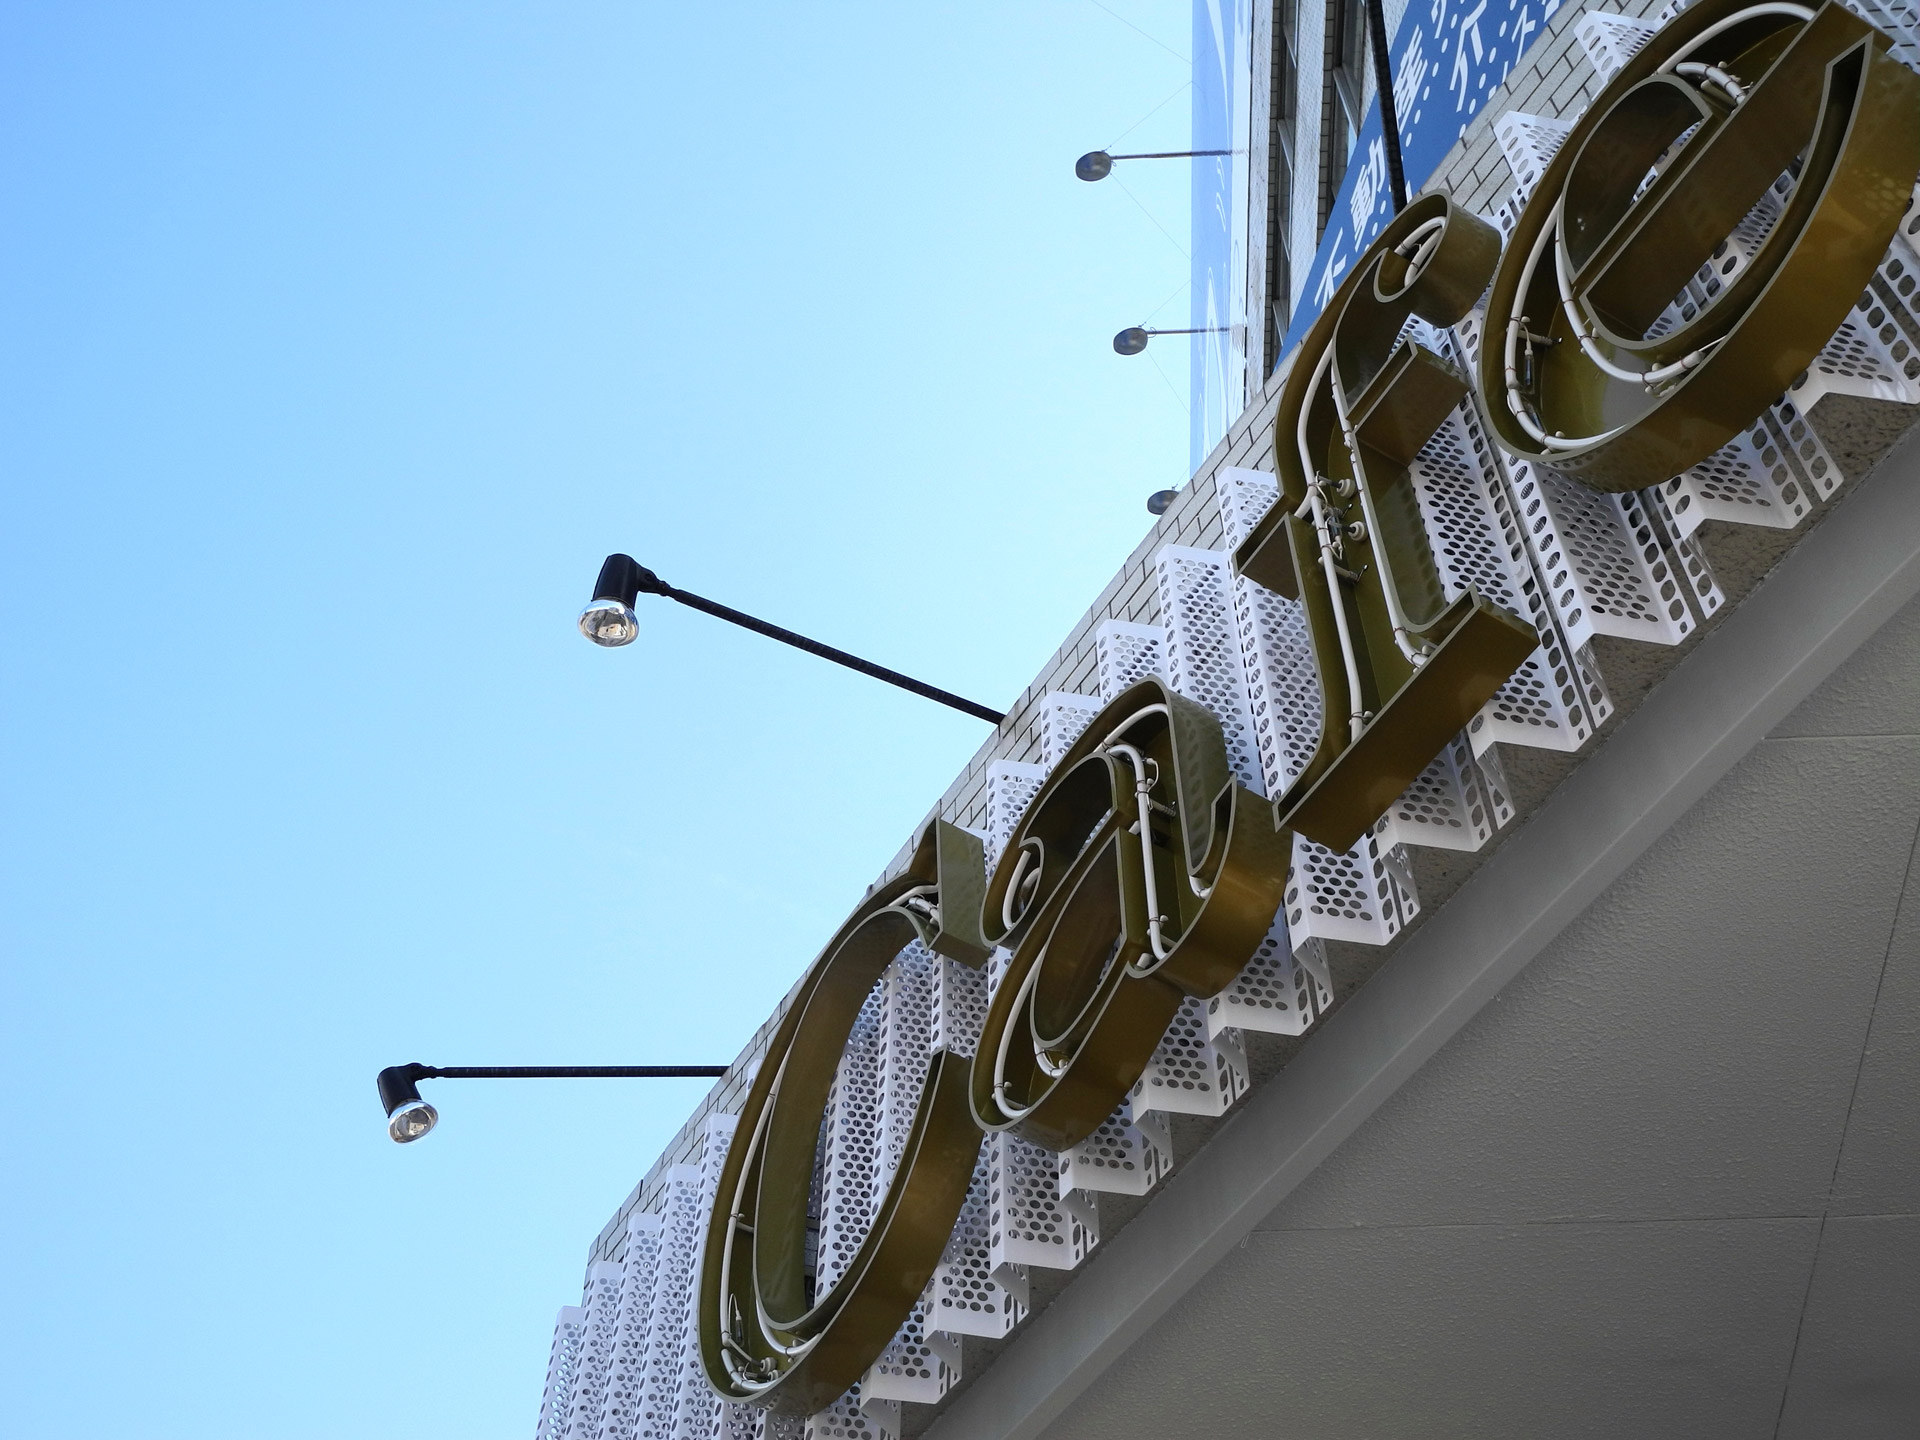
538,1307,588,1440
1408,382,1611,757
1533,461,1701,647
922,959,1025,1343
876,948,936,1198
1153,546,1265,791
861,1291,950,1409
1094,619,1165,697
560,1262,624,1440
625,1175,695,1440
1207,924,1330,1039
928,1148,1026,1339
1848,0,1920,68
815,991,883,1299
930,953,986,1059
1492,110,1573,205
1216,469,1324,795
1644,482,1727,629
1057,1102,1172,1197
988,1128,1095,1274
1286,831,1415,948
667,1119,740,1440
1374,735,1503,855
1574,8,1657,75
805,1383,887,1440
1038,692,1102,766
982,762,1044,866
1663,400,1834,537
979,758,1103,1278
594,1214,662,1440
860,950,958,1412
1132,998,1250,1118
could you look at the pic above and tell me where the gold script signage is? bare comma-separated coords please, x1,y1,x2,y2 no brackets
1232,195,1540,852
970,680,1289,1151
1481,0,1920,490
698,820,990,1415
698,1,1920,1414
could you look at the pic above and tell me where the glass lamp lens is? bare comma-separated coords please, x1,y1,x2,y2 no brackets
578,600,639,647
388,1100,438,1143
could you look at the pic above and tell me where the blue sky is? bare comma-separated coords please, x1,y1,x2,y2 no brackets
0,4,1191,1435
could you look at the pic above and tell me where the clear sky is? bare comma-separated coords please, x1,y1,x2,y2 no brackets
0,4,1191,1436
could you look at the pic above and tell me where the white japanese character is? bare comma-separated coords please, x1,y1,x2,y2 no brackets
1451,0,1488,108
1350,139,1387,233
1312,233,1352,313
1393,26,1429,120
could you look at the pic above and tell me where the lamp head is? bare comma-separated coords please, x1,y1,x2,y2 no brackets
1113,327,1150,356
579,553,665,648
1075,150,1113,182
1146,489,1178,516
378,1064,439,1144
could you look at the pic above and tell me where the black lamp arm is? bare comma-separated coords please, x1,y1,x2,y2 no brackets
590,554,1005,724
378,1062,730,1113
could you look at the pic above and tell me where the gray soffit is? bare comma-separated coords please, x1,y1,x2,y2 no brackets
923,425,1920,1440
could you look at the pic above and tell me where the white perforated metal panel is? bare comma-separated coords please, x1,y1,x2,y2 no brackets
861,1293,952,1408
815,993,883,1299
1286,832,1414,950
633,1168,702,1440
1217,470,1326,796
1038,692,1102,767
668,1118,738,1440
806,1383,890,1440
928,1149,1026,1339
1492,110,1572,203
983,761,1045,867
1208,919,1331,1039
560,1263,624,1440
1208,476,1422,953
1153,546,1265,792
987,1130,1095,1278
1643,482,1727,627
860,951,964,1409
1507,459,1699,650
1896,183,1920,264
1095,620,1166,699
1130,996,1250,1119
538,1307,588,1440
1373,736,1503,854
1842,0,1920,70
930,953,986,1059
1662,400,1835,536
876,947,936,1195
1791,265,1920,410
594,1215,662,1440
1059,1101,1172,1197
1409,392,1610,758
1574,10,1657,79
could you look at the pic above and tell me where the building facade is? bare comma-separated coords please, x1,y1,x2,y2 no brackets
532,1,1920,1435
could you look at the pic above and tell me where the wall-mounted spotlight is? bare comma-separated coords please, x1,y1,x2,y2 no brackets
376,1063,731,1144
1146,489,1179,516
1075,149,1232,182
579,553,1005,723
1112,326,1228,356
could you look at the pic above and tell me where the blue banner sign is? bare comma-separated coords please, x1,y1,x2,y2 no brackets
1282,0,1569,354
